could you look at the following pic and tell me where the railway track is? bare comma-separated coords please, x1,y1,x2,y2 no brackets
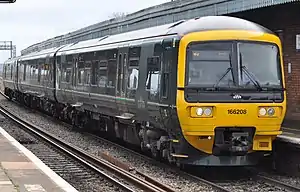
83,132,300,192
215,175,300,192
3,91,300,192
256,174,300,192
85,132,231,192
0,99,176,192
0,91,230,192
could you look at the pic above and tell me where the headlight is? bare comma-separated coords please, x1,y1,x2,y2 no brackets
259,108,267,116
196,108,203,116
267,108,275,116
204,108,212,116
258,107,277,117
191,107,213,118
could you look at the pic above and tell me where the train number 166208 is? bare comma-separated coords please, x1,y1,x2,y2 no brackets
227,109,247,115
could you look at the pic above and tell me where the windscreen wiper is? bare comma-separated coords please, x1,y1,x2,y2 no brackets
213,67,232,89
241,66,262,91
239,53,262,91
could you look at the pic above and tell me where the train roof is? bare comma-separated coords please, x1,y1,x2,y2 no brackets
56,16,273,55
12,16,275,61
56,22,179,56
168,16,273,35
19,45,67,61
3,56,21,64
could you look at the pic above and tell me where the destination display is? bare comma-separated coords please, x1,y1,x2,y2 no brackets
191,50,230,61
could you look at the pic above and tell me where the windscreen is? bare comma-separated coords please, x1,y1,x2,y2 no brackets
238,42,281,88
187,42,234,87
186,41,282,89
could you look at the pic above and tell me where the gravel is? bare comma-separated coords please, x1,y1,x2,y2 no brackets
217,178,290,192
260,173,300,189
0,96,216,192
0,117,127,192
4,94,300,192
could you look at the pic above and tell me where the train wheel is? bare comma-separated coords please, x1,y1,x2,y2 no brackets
8,90,12,100
71,112,80,131
106,118,116,140
151,147,161,160
271,151,277,171
176,160,185,170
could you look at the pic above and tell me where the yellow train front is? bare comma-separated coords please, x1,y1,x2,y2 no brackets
173,16,286,166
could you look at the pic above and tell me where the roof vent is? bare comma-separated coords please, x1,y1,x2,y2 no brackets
168,20,186,29
98,35,109,42
72,41,80,46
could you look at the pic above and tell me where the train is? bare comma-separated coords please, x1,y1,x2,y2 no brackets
2,16,286,166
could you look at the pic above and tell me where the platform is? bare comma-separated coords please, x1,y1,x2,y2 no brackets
0,127,78,192
276,126,300,145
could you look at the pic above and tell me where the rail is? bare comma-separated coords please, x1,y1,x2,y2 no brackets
0,101,176,192
86,133,231,192
0,90,232,192
257,175,300,192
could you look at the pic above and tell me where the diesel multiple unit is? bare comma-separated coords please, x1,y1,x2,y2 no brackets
2,16,286,166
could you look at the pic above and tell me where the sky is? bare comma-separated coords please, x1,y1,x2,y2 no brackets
0,0,170,63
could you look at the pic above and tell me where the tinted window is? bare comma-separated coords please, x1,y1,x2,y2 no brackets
187,42,233,87
238,43,281,87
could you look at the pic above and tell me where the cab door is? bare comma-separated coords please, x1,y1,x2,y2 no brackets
115,46,130,118
134,42,155,122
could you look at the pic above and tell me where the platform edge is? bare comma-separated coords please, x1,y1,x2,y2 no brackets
277,134,300,145
0,127,78,192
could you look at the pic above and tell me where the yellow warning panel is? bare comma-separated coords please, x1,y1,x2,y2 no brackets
253,136,272,151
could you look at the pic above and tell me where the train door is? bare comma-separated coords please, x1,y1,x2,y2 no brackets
159,39,173,105
159,38,179,132
43,55,50,96
13,59,19,91
60,52,68,103
72,54,79,103
134,42,155,121
116,46,129,118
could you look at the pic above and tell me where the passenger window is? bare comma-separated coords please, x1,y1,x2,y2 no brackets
98,61,107,87
107,50,117,88
61,69,66,82
127,47,140,99
25,65,29,81
66,68,72,83
60,54,69,83
3,66,6,78
146,44,163,102
82,53,92,85
30,65,33,80
84,58,92,85
34,64,39,81
38,65,41,83
78,56,84,85
38,59,45,83
91,60,99,85
85,68,91,85
146,56,161,102
117,53,122,93
49,58,54,81
10,65,13,79
23,62,26,81
78,70,84,84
